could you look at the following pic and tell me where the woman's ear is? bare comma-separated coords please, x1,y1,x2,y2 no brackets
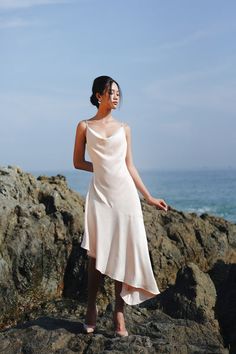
96,93,101,101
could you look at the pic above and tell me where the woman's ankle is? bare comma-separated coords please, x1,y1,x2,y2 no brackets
85,304,97,324
113,310,126,331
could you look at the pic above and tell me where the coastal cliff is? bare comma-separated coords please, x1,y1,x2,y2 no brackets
0,166,235,353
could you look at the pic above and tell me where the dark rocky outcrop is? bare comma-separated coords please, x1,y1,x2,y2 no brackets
212,262,236,353
0,301,228,354
0,165,235,353
141,201,236,288
156,262,218,325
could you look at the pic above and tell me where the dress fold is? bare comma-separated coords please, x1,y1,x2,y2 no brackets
81,120,160,305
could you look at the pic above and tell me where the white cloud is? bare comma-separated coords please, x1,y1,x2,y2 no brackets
157,29,211,51
144,62,236,116
132,29,216,64
0,0,72,10
0,91,85,124
150,57,235,87
132,24,236,64
154,84,236,116
0,17,36,28
157,23,236,52
0,0,75,28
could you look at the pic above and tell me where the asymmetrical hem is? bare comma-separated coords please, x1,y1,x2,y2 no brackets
81,120,160,305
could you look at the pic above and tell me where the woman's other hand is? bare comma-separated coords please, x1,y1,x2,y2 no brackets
146,196,169,211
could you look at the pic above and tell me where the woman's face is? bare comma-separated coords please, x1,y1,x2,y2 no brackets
98,82,120,109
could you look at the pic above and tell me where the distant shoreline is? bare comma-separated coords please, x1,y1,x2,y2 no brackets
28,167,236,174
26,168,236,225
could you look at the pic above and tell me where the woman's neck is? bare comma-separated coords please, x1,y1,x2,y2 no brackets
94,107,113,121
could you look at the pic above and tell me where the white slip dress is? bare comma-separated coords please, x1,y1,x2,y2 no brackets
81,120,160,305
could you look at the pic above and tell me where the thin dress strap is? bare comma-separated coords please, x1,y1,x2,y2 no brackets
84,120,88,142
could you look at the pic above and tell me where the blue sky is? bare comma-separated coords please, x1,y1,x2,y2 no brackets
0,0,236,172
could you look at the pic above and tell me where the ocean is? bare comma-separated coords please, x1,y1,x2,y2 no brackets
31,169,236,224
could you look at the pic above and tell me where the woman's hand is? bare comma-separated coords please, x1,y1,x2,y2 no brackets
146,195,169,211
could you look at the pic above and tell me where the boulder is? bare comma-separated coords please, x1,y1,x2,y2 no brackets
157,262,217,325
0,165,235,353
0,166,85,328
141,201,236,289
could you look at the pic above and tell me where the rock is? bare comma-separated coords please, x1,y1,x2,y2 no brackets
0,299,228,353
0,165,235,352
211,262,236,354
141,201,236,289
156,262,218,326
0,165,85,329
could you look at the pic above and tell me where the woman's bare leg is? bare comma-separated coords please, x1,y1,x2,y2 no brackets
85,256,102,325
113,280,127,331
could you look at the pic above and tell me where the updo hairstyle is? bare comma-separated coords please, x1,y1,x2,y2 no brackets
90,75,122,108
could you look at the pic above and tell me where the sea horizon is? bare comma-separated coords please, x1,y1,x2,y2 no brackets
26,167,236,225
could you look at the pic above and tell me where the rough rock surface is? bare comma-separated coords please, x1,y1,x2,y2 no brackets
155,262,218,325
0,165,235,353
0,165,85,326
0,300,228,354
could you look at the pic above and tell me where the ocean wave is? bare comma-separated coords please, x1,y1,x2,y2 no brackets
186,206,216,214
184,206,236,223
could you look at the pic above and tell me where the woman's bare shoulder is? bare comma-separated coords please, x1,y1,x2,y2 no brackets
119,121,130,139
121,121,130,131
76,117,93,129
115,118,129,128
75,119,91,139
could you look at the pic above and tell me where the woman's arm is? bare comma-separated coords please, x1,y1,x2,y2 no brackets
73,120,93,172
124,124,168,211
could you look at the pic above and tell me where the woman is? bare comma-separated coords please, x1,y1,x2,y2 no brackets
73,75,168,337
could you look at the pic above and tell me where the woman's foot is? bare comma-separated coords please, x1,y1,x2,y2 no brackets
113,310,128,337
83,323,96,333
115,329,129,337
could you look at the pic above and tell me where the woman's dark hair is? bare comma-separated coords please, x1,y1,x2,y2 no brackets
90,75,122,108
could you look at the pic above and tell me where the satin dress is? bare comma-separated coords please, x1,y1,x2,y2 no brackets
81,120,160,305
